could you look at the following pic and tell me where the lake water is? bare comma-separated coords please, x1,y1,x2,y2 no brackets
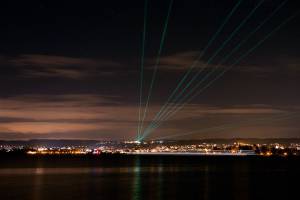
0,155,299,200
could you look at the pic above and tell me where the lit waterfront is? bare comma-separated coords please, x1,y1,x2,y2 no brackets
1,140,300,156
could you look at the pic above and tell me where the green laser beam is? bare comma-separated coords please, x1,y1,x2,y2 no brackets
143,10,299,139
142,0,265,138
141,9,298,140
141,0,265,139
139,0,174,139
137,0,148,139
137,0,244,140
143,0,287,136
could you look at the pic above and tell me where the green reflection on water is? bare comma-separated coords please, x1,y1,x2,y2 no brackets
157,162,163,200
132,156,141,200
131,157,165,200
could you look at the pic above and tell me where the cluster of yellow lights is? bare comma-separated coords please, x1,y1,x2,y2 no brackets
27,149,86,155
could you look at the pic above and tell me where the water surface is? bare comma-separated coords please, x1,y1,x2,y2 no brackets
0,155,298,200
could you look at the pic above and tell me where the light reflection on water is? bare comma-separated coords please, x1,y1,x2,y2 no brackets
131,157,164,200
0,157,298,200
0,165,208,175
132,157,141,200
33,168,43,200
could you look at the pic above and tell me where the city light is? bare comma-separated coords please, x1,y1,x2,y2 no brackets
0,140,296,157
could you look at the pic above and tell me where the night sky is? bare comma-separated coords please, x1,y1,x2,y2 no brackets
0,0,299,140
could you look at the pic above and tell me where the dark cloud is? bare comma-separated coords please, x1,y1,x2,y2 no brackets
154,51,300,77
0,54,122,79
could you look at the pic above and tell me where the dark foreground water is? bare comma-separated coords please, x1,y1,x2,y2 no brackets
0,155,299,200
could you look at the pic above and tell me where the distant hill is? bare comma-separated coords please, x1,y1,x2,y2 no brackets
1,138,300,147
0,139,100,147
163,138,300,145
